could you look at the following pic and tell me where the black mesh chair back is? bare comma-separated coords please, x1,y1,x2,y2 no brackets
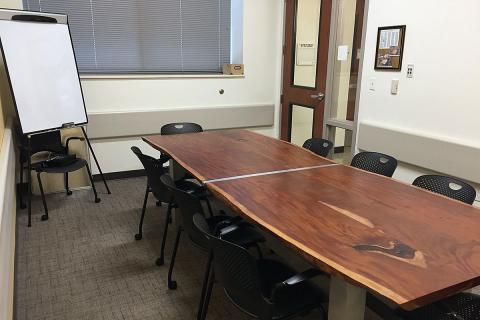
131,147,171,203
350,152,398,177
302,138,333,157
20,130,66,163
209,233,269,317
160,174,208,248
413,175,477,205
161,122,203,135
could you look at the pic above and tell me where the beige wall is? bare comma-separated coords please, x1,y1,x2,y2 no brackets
0,101,5,146
0,118,16,320
0,0,21,9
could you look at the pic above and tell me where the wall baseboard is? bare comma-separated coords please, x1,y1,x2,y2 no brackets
334,146,345,154
93,169,146,182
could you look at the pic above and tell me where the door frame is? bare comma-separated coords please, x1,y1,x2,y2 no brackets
322,0,370,156
280,0,333,141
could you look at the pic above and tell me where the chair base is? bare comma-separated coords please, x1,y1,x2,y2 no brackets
156,257,164,266
67,190,73,196
41,214,48,221
168,280,177,290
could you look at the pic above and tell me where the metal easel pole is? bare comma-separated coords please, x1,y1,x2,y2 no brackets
81,126,111,194
27,135,32,227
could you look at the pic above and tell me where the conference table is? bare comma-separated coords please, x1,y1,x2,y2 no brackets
143,129,480,320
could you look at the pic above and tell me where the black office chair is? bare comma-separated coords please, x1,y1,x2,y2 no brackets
20,130,100,225
193,213,272,320
350,151,398,177
160,122,203,181
302,138,334,157
196,216,327,320
161,122,203,135
160,174,265,291
412,175,477,205
131,147,211,265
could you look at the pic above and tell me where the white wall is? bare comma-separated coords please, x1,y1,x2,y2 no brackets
84,0,284,173
357,0,480,203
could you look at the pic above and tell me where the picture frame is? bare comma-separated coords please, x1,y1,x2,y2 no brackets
374,25,406,71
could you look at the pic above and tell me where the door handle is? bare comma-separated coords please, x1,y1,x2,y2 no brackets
310,92,325,101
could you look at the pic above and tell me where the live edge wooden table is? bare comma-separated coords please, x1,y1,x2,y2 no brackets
143,129,480,320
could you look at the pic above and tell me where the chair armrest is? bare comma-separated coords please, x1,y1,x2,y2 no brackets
158,154,171,164
65,137,85,152
271,269,323,302
280,268,323,286
217,220,249,237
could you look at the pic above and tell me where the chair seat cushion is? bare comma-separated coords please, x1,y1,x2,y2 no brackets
32,158,87,174
257,259,325,319
174,179,203,193
224,259,325,319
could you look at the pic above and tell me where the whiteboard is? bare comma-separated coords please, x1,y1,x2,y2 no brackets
0,18,87,134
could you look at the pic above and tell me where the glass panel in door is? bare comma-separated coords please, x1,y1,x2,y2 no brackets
290,104,314,146
292,0,322,88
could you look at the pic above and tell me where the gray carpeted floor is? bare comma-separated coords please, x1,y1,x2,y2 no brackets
15,177,384,320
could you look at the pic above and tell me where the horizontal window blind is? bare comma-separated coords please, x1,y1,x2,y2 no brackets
23,0,231,73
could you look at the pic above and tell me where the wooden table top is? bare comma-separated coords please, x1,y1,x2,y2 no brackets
143,129,334,181
207,164,480,310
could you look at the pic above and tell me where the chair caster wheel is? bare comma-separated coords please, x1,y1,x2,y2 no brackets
156,257,164,266
95,198,101,203
20,203,26,209
156,201,162,207
41,215,48,221
135,234,142,240
168,281,177,290
67,190,73,196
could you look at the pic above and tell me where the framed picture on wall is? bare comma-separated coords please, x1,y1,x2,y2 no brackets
374,25,406,71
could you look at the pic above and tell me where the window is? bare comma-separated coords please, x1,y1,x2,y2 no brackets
23,0,231,74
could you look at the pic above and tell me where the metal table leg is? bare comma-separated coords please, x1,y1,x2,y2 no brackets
328,276,366,320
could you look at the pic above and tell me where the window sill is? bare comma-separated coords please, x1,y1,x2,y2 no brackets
79,74,245,80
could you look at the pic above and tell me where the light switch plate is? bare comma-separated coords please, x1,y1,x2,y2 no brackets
369,77,376,91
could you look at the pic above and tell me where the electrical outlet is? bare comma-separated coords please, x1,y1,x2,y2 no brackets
407,64,414,78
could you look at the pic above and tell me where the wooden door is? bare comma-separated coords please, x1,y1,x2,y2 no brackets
280,0,332,144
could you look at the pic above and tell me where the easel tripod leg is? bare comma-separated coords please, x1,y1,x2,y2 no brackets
27,137,32,227
81,127,111,194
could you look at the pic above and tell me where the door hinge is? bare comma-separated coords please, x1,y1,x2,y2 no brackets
280,94,284,103
282,45,286,55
